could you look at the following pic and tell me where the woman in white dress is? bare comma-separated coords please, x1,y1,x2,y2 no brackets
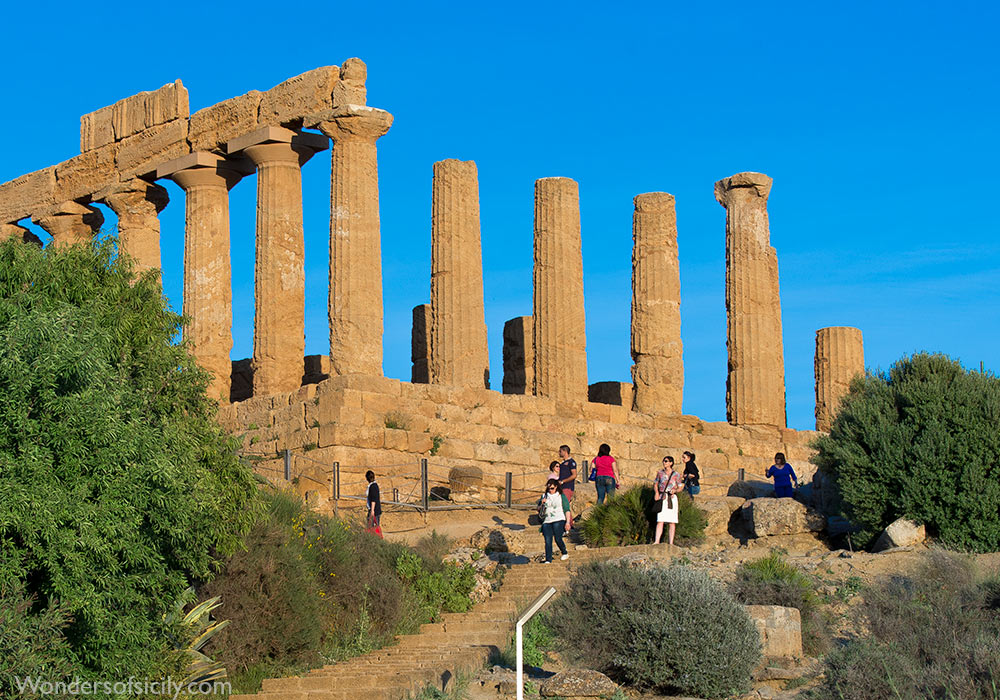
652,456,683,545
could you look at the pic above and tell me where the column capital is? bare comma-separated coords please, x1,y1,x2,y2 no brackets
714,171,772,207
32,200,104,238
226,126,328,167
310,105,393,142
157,152,250,191
98,179,169,216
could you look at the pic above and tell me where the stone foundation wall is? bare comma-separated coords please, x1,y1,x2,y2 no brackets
219,372,820,505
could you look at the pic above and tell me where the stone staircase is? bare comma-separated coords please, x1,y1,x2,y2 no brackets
231,544,674,700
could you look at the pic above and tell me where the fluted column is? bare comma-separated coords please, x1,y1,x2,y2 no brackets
33,201,103,248
815,326,864,431
158,152,244,403
533,177,587,401
228,127,328,397
102,180,169,275
715,172,786,427
429,159,489,388
631,192,683,414
314,105,393,376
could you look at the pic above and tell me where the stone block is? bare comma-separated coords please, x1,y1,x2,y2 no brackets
303,354,330,385
188,91,263,152
294,383,317,404
437,439,475,460
318,423,384,449
689,432,737,453
236,396,273,428
259,66,339,128
80,80,189,152
273,402,305,433
0,168,56,224
742,497,825,537
700,497,737,536
746,605,802,658
588,381,633,406
115,120,189,179
407,431,433,453
384,428,408,452
332,57,367,106
54,146,117,202
339,374,403,396
361,391,399,415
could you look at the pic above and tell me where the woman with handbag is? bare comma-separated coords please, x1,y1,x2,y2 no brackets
365,470,383,538
537,478,570,563
652,456,682,545
592,443,623,504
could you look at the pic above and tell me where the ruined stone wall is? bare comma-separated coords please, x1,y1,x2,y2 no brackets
221,373,819,505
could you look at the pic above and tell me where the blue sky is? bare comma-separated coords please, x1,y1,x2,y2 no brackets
3,1,998,430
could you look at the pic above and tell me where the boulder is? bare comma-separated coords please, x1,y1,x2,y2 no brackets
727,479,775,500
699,496,743,536
449,465,484,492
872,518,925,552
539,669,617,697
742,497,825,537
745,605,802,658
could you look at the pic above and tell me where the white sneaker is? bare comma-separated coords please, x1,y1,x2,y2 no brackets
560,553,569,561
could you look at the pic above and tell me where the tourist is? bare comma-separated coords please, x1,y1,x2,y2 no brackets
653,456,683,545
681,450,700,500
765,452,798,498
548,460,561,482
593,443,622,504
538,478,570,563
557,445,578,529
365,470,383,538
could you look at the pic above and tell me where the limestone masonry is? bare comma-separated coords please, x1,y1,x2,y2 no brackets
0,58,869,488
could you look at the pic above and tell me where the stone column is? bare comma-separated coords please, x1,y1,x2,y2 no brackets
411,303,431,384
631,192,683,415
533,177,587,401
157,152,245,403
314,105,393,376
430,159,490,388
715,172,786,427
815,326,864,431
33,201,103,248
502,316,533,395
102,180,169,275
227,126,328,397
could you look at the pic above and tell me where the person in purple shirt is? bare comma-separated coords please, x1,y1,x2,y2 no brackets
765,452,798,498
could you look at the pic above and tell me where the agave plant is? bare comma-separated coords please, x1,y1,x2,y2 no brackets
164,588,230,686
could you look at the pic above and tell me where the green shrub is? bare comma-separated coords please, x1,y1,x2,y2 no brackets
412,530,454,569
0,582,74,697
580,485,707,547
813,550,1000,700
0,238,259,679
548,562,760,699
203,490,478,692
729,550,830,655
813,352,1000,551
496,614,554,669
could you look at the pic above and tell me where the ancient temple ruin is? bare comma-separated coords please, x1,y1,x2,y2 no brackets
0,59,866,441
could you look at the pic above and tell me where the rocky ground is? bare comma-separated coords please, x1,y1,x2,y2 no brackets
384,502,1000,700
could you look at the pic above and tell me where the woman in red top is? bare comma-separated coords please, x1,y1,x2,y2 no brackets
592,443,623,504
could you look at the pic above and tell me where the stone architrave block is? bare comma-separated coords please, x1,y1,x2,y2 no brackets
259,66,340,128
54,146,118,202
0,168,56,224
188,91,264,152
746,605,802,658
80,80,189,152
115,120,190,179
